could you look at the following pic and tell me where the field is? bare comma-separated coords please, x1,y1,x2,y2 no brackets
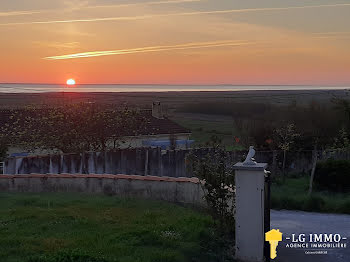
0,193,215,262
271,177,350,214
171,113,242,150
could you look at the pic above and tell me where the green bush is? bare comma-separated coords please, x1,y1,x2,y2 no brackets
27,250,111,262
302,195,326,212
337,199,350,214
271,177,350,214
314,159,350,193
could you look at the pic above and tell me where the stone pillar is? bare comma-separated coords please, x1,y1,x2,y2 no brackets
233,162,267,262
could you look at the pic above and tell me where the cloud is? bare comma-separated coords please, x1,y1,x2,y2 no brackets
0,0,200,17
0,10,42,17
44,40,253,60
63,0,90,11
312,32,350,39
34,41,80,49
2,2,350,26
84,0,201,9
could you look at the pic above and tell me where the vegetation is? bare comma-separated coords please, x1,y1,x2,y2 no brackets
271,176,350,214
0,193,223,262
1,103,145,153
0,139,7,161
274,124,300,179
178,99,346,150
188,146,235,261
314,159,350,193
172,117,241,151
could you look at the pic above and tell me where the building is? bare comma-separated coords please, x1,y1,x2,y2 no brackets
116,102,193,149
0,102,194,157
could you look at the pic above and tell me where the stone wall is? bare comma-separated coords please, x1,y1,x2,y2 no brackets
0,174,206,206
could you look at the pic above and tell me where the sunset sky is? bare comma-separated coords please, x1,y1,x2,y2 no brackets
0,0,349,85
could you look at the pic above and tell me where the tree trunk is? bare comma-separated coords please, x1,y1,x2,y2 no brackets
282,150,287,181
308,148,318,195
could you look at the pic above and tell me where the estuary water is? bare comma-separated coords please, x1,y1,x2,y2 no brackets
0,84,348,93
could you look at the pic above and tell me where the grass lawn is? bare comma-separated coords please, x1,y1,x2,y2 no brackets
271,176,350,214
0,193,216,262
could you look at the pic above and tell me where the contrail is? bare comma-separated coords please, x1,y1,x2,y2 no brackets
0,0,200,17
313,32,350,35
0,10,42,17
84,0,201,9
44,40,253,60
1,3,350,26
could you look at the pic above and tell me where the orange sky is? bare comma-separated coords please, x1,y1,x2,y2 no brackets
0,0,349,85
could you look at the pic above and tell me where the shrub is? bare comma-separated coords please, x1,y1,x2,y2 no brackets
338,199,350,214
188,146,235,231
188,146,235,261
314,159,350,193
302,195,326,212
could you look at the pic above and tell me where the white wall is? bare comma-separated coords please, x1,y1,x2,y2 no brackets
107,134,191,149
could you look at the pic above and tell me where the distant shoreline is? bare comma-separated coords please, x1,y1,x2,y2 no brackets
0,89,347,108
0,83,349,94
1,83,349,87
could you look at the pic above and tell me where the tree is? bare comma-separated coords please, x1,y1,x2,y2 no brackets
332,127,350,150
1,103,145,153
333,98,350,130
274,123,300,179
308,148,318,195
0,140,7,161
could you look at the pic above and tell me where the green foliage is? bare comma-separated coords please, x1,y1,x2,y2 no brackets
188,146,235,261
27,250,110,262
271,177,350,214
189,146,235,228
179,101,341,150
332,127,350,149
314,159,350,193
274,124,300,151
332,98,350,129
0,140,7,161
0,193,215,262
1,104,145,153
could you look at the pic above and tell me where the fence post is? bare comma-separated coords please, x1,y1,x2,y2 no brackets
233,161,268,262
144,149,149,176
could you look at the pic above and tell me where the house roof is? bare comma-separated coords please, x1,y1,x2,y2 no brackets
0,108,190,137
139,110,190,136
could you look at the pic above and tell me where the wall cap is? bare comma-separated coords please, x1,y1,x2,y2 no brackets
233,162,268,171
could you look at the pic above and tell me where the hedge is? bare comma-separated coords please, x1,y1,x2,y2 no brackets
314,159,350,193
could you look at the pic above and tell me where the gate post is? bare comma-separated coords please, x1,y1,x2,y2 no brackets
233,161,268,262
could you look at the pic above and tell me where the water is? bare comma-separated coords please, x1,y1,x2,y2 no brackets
0,83,348,93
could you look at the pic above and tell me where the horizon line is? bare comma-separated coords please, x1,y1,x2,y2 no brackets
0,83,349,87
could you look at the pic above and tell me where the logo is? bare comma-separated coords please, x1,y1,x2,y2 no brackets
265,229,283,259
285,233,347,254
265,230,347,259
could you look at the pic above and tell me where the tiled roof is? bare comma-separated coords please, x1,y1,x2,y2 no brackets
139,110,190,136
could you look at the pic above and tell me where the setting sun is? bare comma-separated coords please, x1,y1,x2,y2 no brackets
66,79,76,86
